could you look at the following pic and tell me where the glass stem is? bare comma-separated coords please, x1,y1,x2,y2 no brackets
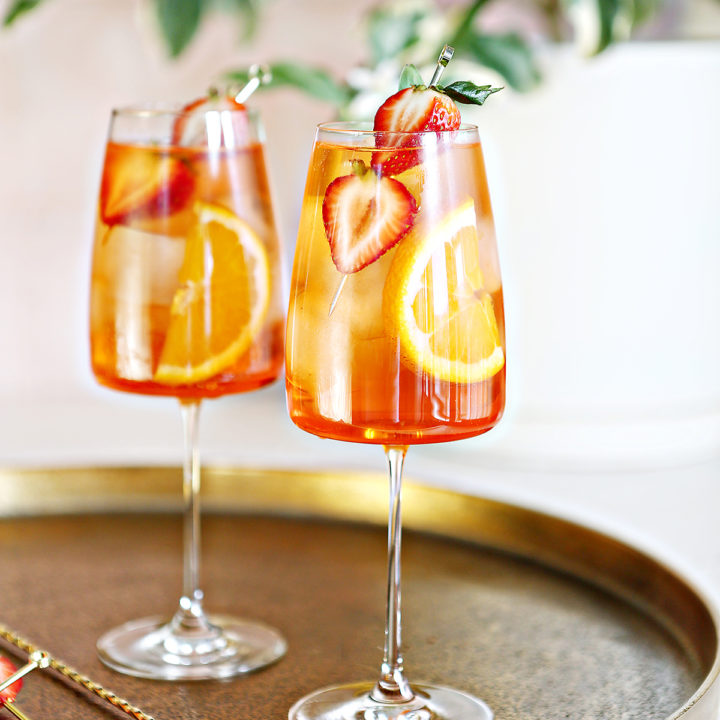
372,445,414,704
174,399,210,632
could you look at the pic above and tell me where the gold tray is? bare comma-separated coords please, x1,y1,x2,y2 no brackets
0,466,717,720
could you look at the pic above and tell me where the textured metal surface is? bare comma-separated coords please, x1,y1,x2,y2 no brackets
0,466,717,720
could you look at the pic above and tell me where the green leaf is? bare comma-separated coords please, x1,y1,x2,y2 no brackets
448,0,491,49
439,81,503,106
458,32,540,91
267,63,351,104
562,0,630,54
367,6,424,64
595,0,624,52
153,0,204,58
399,64,424,91
631,0,663,27
213,0,260,40
225,62,351,106
2,0,45,27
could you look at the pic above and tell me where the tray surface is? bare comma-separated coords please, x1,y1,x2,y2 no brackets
0,467,717,720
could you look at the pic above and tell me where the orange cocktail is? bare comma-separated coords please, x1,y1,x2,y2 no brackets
89,101,286,681
286,48,506,720
91,132,284,399
287,127,505,445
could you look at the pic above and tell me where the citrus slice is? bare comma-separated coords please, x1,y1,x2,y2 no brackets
383,198,504,384
154,201,270,385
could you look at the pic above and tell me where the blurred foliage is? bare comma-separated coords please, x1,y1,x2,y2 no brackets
2,0,262,56
2,0,44,26
368,6,426,64
246,62,354,106
226,63,352,106
154,0,203,57
3,0,685,104
223,0,677,115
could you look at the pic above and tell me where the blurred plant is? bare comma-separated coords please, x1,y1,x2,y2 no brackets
221,0,671,118
4,0,676,112
1,0,263,57
223,0,540,120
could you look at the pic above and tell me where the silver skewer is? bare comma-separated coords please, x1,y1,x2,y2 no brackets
234,63,272,103
429,45,455,87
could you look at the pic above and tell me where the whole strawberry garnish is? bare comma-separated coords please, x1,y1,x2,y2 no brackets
372,50,502,176
172,90,248,146
373,86,461,176
323,160,417,274
375,85,461,137
0,656,22,707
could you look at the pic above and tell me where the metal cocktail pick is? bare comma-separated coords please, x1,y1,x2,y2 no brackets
328,275,348,317
429,44,454,87
326,45,456,318
0,624,154,720
3,699,32,720
0,651,49,720
234,63,272,104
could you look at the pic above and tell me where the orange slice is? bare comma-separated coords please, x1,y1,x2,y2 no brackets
154,202,270,385
383,198,504,384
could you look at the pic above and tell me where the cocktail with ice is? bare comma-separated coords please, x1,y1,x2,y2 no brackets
286,48,506,719
89,93,286,680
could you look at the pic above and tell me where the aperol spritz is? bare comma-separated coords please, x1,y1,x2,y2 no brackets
90,98,286,680
286,50,505,720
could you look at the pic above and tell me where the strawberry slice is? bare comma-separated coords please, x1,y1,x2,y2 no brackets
0,656,22,707
372,86,461,176
172,94,248,147
323,162,417,274
99,143,195,227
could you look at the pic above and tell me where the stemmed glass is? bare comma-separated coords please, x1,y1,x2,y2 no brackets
286,122,506,719
89,102,287,680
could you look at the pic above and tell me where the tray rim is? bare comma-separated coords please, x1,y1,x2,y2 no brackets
0,464,718,720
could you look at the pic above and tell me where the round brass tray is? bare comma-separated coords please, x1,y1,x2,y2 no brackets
0,466,718,720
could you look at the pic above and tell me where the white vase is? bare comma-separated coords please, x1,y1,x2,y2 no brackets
456,41,720,470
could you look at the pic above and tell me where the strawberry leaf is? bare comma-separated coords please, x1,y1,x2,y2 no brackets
438,81,503,106
399,64,424,91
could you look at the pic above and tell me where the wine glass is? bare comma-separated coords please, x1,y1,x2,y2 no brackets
286,122,506,719
89,102,287,680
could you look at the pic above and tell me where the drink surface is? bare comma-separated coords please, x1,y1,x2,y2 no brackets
286,137,506,445
90,140,284,399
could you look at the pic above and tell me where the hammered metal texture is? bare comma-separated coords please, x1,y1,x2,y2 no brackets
0,511,707,719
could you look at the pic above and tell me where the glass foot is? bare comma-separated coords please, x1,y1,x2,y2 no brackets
97,614,286,680
289,682,493,720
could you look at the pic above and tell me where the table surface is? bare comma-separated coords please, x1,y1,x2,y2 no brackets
0,507,708,720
